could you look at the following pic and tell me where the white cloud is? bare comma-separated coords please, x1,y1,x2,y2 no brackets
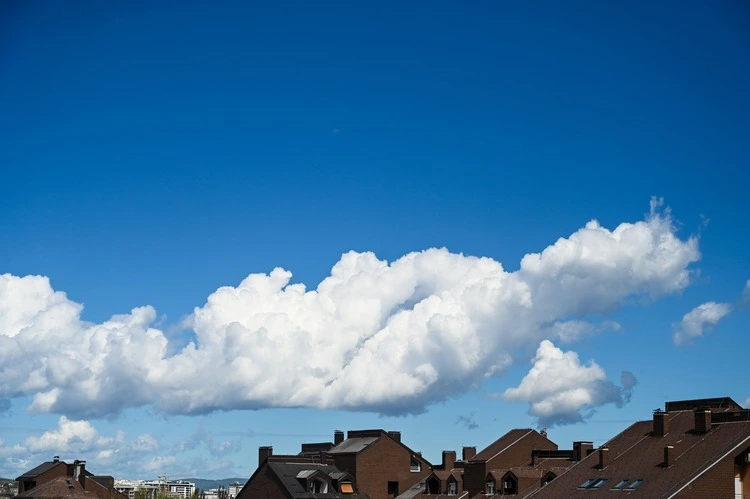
503,340,637,426
742,280,750,306
673,302,732,346
0,201,698,416
550,320,621,344
24,416,122,453
0,416,166,478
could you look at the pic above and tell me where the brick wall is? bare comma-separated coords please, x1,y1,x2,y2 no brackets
340,437,430,499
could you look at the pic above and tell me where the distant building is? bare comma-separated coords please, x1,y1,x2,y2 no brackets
114,479,195,499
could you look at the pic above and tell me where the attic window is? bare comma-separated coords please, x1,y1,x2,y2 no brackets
310,479,327,493
448,479,457,495
611,479,629,490
625,479,643,490
578,479,596,489
485,480,495,494
340,481,354,494
410,457,421,472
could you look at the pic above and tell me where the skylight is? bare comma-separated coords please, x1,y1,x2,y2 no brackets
590,479,608,489
578,479,596,489
611,479,629,490
625,479,644,490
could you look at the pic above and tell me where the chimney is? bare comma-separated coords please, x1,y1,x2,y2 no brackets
53,456,60,463
663,445,674,467
334,430,344,446
388,431,401,442
258,446,273,465
462,446,477,461
573,442,593,462
694,409,711,434
598,448,610,469
653,411,669,437
73,460,86,488
442,451,456,470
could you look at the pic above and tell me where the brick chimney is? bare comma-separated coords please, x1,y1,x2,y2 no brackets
694,409,711,434
259,446,273,465
334,430,344,446
598,448,610,469
462,446,477,461
663,445,674,467
442,451,456,470
73,460,86,488
573,442,593,462
653,411,669,437
388,431,401,442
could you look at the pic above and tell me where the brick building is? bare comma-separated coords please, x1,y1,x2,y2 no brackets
15,459,127,499
526,397,750,498
237,446,362,498
327,430,432,499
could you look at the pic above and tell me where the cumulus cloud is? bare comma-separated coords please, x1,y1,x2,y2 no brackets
673,302,732,346
0,201,698,417
504,341,638,427
0,416,163,477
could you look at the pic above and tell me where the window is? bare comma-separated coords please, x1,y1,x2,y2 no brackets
578,479,596,489
625,479,643,490
504,478,518,495
310,480,327,493
340,482,354,494
485,480,495,494
448,480,457,495
387,481,399,496
410,457,421,472
611,479,629,490
590,479,608,489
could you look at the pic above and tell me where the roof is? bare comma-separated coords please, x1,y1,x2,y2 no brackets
472,429,554,462
16,462,65,480
526,409,750,498
664,396,742,412
14,477,95,499
327,437,379,454
506,467,544,479
265,462,358,498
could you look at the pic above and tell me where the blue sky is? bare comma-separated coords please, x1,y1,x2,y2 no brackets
1,0,749,481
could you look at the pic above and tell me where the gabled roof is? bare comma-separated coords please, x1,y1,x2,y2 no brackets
327,429,432,466
505,467,544,479
16,461,66,480
472,429,554,462
263,461,359,498
526,409,750,498
14,477,95,499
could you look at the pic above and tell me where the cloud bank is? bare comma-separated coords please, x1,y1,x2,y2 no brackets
673,301,732,346
0,201,699,422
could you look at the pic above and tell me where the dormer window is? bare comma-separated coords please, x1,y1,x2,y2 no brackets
447,479,457,495
485,479,495,494
503,477,517,495
310,479,327,493
410,457,421,472
339,481,353,494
